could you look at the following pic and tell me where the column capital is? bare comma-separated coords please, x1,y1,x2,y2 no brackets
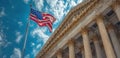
81,27,89,35
56,49,62,54
82,27,92,58
56,49,62,58
68,39,75,45
96,15,104,23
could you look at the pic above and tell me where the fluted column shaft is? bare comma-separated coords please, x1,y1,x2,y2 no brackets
57,51,62,58
107,24,120,58
82,30,92,58
96,16,116,58
68,40,75,58
93,37,103,58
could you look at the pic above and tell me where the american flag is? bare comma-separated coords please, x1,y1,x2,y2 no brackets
30,8,56,32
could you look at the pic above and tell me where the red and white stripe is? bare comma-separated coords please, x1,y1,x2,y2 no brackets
30,13,54,32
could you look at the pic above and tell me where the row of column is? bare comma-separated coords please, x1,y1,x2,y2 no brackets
55,1,120,58
56,15,120,58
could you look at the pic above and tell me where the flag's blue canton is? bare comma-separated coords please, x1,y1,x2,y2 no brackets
31,8,43,20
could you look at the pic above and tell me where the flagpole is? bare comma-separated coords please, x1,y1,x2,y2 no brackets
22,18,30,58
22,5,31,58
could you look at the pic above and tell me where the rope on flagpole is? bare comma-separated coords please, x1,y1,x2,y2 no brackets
22,5,31,58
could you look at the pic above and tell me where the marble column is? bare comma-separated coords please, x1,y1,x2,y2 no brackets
111,1,120,21
68,40,75,58
93,36,103,58
107,24,120,58
96,16,116,58
57,51,62,58
81,29,92,58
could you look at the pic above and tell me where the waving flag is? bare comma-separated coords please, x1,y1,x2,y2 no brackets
30,8,56,32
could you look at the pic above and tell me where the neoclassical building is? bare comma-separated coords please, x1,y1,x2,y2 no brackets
36,0,120,58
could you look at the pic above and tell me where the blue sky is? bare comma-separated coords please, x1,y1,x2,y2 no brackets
0,0,82,58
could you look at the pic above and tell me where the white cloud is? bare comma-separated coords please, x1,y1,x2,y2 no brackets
0,7,5,17
10,48,21,58
32,44,42,57
52,28,55,32
31,42,35,46
0,32,11,48
15,32,23,43
0,35,3,45
33,49,36,53
32,49,37,56
35,0,82,25
36,44,42,49
0,35,2,41
23,0,30,4
11,5,14,9
34,0,44,11
32,27,49,43
0,19,11,48
18,21,23,27
25,54,30,58
70,0,77,7
34,0,83,22
46,0,68,24
46,0,58,8
77,0,83,4
0,33,6,47
3,55,7,58
4,42,11,48
0,22,7,47
30,43,42,57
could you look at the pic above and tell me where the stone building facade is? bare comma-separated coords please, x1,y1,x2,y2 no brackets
36,0,120,58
